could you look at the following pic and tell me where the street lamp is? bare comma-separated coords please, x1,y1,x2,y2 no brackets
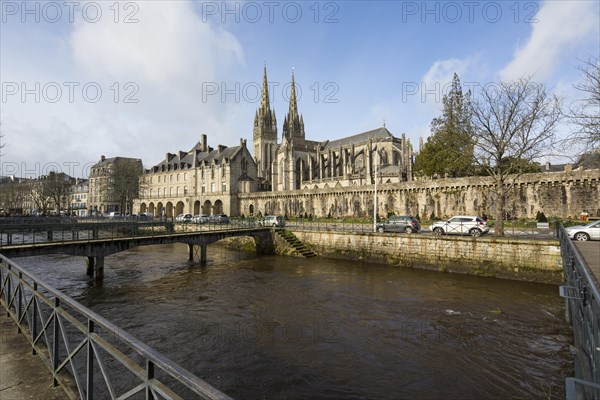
373,139,384,233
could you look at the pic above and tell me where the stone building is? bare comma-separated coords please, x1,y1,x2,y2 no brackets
70,179,88,217
88,156,143,215
253,67,414,193
135,135,257,218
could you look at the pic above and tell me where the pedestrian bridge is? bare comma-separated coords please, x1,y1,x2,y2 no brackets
0,227,275,280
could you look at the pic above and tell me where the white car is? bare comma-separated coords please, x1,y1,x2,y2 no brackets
175,213,193,223
259,215,285,227
565,220,600,241
431,216,490,237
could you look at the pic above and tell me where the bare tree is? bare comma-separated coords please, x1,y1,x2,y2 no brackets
110,159,143,214
567,57,600,153
29,179,52,216
470,77,562,236
46,172,74,214
0,180,27,215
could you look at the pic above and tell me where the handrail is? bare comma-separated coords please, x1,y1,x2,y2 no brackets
0,254,233,400
557,224,600,400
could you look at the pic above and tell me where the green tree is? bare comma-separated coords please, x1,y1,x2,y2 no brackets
415,73,475,178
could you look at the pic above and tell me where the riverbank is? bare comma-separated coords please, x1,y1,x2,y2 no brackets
222,230,563,284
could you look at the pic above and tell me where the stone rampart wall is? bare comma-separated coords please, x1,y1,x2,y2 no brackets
239,169,600,219
292,230,563,284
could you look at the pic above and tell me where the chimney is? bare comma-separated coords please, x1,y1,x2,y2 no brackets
218,145,226,153
101,155,105,162
240,138,247,147
201,134,207,152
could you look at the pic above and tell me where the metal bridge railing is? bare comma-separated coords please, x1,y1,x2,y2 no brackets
0,254,233,400
0,218,267,247
557,224,600,400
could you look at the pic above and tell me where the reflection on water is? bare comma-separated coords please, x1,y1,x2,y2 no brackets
17,244,573,400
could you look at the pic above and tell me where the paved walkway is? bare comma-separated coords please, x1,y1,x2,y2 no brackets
576,241,600,287
0,313,68,400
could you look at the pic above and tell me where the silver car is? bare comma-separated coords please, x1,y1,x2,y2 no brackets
565,220,600,241
431,216,490,237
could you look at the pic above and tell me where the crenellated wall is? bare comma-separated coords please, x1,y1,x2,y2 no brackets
238,169,600,219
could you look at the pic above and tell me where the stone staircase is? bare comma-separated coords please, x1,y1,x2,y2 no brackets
276,230,318,258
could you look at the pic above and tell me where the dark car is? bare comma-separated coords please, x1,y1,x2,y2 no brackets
376,215,420,233
209,214,229,224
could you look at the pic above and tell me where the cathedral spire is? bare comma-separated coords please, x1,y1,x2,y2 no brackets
283,68,305,141
288,69,298,122
260,64,270,111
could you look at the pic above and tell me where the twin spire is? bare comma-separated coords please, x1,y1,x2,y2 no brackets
255,65,305,142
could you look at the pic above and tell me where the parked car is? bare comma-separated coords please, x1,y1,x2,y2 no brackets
175,213,193,223
376,215,420,233
108,212,121,218
259,215,285,228
565,220,600,241
134,213,153,220
431,216,489,237
209,214,229,224
192,214,209,224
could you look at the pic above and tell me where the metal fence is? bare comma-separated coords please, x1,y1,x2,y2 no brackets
0,254,233,400
0,219,267,247
558,225,600,400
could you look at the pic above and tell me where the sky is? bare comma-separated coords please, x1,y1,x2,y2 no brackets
1,0,599,178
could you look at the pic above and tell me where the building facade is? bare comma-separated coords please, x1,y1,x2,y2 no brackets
70,179,88,217
135,136,257,218
88,156,143,215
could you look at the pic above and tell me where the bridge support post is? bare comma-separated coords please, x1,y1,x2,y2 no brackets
94,257,104,280
6,233,12,245
200,244,207,265
47,231,53,241
188,244,194,261
86,257,95,276
255,232,276,255
92,229,98,239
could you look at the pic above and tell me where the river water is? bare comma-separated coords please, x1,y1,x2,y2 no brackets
17,244,573,400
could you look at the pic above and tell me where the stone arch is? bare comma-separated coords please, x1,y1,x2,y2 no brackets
165,202,173,218
148,202,155,216
214,200,224,214
175,201,185,215
193,200,201,215
157,202,164,217
380,149,389,165
203,200,212,215
140,203,147,213
355,152,365,173
249,204,254,215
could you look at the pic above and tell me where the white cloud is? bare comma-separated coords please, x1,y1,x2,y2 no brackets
500,0,599,81
422,57,473,90
1,1,246,177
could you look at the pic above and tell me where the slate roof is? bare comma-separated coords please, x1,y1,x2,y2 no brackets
152,145,243,169
91,156,141,169
322,127,395,150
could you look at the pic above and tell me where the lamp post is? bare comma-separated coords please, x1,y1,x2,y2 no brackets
373,140,382,233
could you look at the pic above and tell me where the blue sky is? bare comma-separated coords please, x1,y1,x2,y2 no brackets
1,0,599,178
